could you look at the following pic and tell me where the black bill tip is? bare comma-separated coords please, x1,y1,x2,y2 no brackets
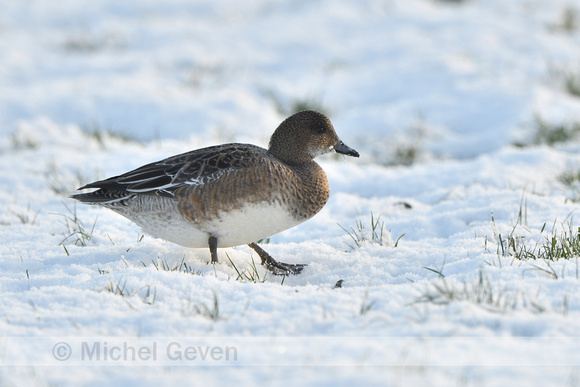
334,140,360,158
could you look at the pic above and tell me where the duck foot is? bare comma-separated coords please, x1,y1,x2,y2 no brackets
247,242,306,276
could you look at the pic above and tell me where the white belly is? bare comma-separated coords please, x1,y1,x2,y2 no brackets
125,201,302,248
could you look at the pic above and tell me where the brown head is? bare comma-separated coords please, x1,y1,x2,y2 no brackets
268,110,359,164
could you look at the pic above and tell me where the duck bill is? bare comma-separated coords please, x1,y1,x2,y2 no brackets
334,140,360,158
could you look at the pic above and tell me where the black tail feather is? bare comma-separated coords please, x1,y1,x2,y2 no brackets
70,189,132,204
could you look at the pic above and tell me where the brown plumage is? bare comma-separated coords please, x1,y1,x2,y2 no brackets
72,110,359,275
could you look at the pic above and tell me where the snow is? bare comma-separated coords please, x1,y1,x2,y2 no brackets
2,0,580,385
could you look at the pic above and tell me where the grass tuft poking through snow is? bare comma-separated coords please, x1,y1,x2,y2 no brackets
516,115,580,146
266,91,331,117
105,277,157,305
9,204,39,225
147,256,203,276
550,6,580,33
518,222,580,262
80,122,140,149
184,291,221,322
560,169,580,202
494,209,580,264
339,212,404,249
413,268,546,314
56,203,97,253
226,253,268,283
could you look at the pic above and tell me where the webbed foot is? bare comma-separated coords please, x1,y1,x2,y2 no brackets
247,242,306,276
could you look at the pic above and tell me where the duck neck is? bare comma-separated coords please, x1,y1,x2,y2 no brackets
268,125,313,165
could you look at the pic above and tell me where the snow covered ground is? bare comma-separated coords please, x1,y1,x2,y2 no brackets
2,0,580,385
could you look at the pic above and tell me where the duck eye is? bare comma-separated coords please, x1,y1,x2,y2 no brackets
314,126,326,134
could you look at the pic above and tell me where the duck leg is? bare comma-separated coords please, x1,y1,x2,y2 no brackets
208,236,219,263
247,242,306,275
